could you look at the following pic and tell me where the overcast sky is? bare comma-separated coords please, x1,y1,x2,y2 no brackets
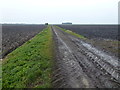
0,0,119,24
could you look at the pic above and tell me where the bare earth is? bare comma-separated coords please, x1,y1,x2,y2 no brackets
51,26,120,88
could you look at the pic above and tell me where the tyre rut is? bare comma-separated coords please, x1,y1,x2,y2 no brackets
51,26,120,88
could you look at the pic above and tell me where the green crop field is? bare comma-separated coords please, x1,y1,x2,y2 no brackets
2,26,53,88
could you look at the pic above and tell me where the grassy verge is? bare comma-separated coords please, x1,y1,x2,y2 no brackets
2,26,53,88
56,26,87,40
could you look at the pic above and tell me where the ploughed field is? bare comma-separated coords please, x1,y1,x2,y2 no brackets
1,25,120,88
2,24,46,58
57,25,119,57
57,25,118,40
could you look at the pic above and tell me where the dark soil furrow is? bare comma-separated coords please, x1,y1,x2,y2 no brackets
52,26,119,88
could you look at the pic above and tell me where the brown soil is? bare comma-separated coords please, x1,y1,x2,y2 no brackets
51,26,120,88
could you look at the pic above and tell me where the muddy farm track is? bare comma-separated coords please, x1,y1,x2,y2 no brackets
51,26,120,88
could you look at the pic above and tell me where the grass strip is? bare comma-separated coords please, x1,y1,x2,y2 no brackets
56,26,87,40
2,26,53,88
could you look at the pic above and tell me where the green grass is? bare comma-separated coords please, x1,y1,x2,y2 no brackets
2,26,53,88
56,26,87,40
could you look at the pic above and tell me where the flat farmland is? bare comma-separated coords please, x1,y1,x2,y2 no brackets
57,25,119,57
57,25,118,40
2,25,120,88
2,24,46,58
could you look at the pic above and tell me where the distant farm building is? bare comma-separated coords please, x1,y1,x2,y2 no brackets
45,23,48,25
62,22,72,25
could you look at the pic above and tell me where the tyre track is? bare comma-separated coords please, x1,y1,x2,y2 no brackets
52,26,120,88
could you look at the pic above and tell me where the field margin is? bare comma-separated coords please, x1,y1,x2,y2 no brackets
55,26,87,40
2,26,54,88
